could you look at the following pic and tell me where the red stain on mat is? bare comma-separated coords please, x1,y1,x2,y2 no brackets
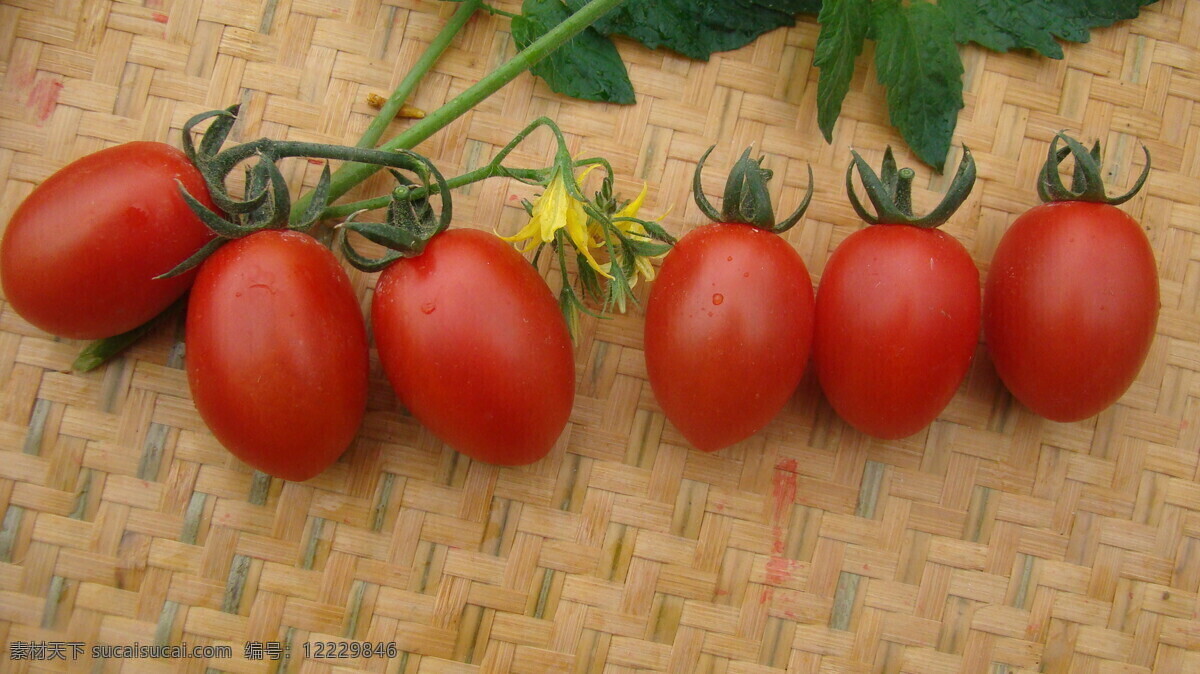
152,12,169,24
765,459,798,585
772,459,798,522
28,79,63,123
766,556,799,585
760,586,774,607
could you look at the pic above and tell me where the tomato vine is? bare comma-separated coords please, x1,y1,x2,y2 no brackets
69,0,638,370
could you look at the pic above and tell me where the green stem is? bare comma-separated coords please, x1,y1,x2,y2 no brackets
319,115,604,222
291,0,628,223
895,168,915,218
357,0,481,151
481,3,520,20
72,296,186,372
321,165,547,220
210,139,431,175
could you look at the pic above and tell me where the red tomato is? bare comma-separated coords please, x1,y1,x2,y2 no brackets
644,223,814,451
185,230,369,481
983,201,1158,422
372,228,574,465
1,141,217,339
814,225,980,439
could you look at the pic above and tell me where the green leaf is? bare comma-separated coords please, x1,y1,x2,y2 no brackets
870,0,964,172
565,0,819,61
516,0,1157,171
813,0,870,142
746,1,823,17
512,0,635,104
940,0,1156,59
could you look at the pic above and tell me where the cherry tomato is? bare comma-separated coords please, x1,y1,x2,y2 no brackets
814,225,980,439
644,223,814,451
983,201,1158,422
2,141,217,339
372,228,574,466
185,230,369,481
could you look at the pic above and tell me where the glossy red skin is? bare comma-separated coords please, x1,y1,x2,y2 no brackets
644,223,814,452
372,228,575,466
1,141,217,339
186,231,369,481
983,201,1158,422
814,225,980,439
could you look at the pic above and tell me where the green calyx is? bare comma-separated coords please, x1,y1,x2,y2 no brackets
692,146,812,234
846,146,975,228
1037,131,1150,205
337,159,453,273
164,105,445,278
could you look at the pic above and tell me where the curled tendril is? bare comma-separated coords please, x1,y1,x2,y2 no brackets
1037,131,1150,206
337,153,452,272
336,211,403,274
182,105,238,166
163,106,444,278
692,145,812,234
846,146,976,228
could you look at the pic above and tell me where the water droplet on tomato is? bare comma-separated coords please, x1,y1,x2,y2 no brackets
726,256,733,262
420,302,436,314
712,293,724,306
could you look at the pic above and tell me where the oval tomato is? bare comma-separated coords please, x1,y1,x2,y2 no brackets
644,223,814,451
814,226,980,439
372,228,575,466
185,230,368,481
983,201,1158,422
1,141,217,339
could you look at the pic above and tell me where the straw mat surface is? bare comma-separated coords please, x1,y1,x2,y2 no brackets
1,0,1198,671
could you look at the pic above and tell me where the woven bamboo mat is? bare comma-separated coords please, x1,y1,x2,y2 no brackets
1,0,1199,672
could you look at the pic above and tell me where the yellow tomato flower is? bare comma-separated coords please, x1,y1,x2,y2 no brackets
603,182,665,285
501,164,609,278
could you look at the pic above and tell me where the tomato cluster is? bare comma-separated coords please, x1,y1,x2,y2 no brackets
644,138,1158,451
1,132,1158,479
0,137,576,480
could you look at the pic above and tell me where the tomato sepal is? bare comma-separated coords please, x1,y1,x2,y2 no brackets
846,146,976,228
176,181,261,237
156,237,230,280
338,156,452,271
692,145,812,234
179,106,438,236
292,163,334,231
1037,132,1150,206
182,105,238,166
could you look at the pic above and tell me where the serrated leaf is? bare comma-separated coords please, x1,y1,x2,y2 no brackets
940,0,1156,59
871,0,964,172
564,0,817,61
814,0,870,142
512,0,635,104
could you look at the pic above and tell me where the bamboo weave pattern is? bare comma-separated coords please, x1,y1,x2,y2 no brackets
1,1,1198,672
